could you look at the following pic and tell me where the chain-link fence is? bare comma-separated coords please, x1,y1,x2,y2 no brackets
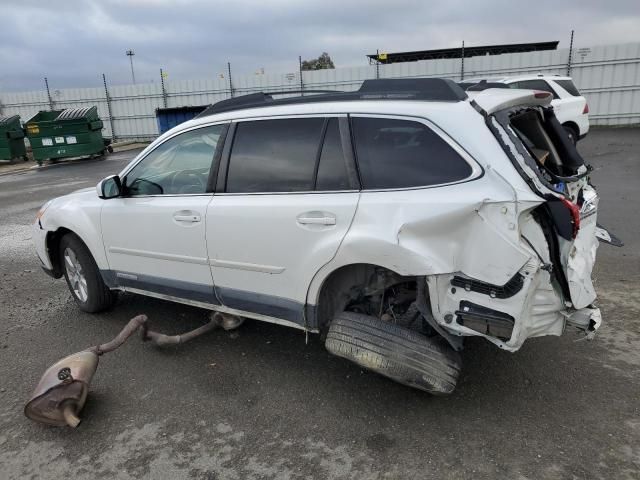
1,42,638,141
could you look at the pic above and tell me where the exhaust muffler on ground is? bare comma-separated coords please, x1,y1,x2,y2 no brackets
24,312,243,428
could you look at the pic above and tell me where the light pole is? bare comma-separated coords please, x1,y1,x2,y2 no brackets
126,49,136,84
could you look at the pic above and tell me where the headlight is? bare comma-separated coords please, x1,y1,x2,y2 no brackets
35,200,52,222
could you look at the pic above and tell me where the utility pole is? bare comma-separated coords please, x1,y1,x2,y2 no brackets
160,69,168,108
44,77,54,111
299,56,304,95
126,49,136,84
227,62,234,98
567,30,574,76
102,73,116,141
460,40,465,80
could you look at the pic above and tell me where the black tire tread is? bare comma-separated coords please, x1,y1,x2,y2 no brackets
59,233,115,313
326,312,461,394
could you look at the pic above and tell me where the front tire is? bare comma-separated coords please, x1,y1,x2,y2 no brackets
326,312,462,394
60,234,115,312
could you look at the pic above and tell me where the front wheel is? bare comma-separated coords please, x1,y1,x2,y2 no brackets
60,234,115,312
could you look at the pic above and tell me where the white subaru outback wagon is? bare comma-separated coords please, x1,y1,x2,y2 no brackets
33,78,614,394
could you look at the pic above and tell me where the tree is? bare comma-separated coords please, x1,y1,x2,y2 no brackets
301,52,335,71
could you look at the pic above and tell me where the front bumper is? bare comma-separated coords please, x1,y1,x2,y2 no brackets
32,220,54,271
40,265,59,279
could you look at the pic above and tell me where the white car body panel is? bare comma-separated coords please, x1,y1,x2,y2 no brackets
34,188,108,270
101,195,215,298
206,192,359,310
468,88,553,114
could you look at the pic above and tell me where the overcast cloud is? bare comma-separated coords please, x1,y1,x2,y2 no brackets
0,0,638,91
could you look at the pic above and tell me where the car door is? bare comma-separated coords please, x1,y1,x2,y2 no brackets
206,116,360,326
101,123,227,304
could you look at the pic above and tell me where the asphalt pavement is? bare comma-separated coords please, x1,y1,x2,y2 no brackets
0,130,638,479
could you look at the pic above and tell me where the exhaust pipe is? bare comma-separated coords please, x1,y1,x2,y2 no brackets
25,312,242,427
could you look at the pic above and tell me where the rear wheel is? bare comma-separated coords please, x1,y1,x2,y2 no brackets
325,312,462,394
60,234,115,313
563,125,578,146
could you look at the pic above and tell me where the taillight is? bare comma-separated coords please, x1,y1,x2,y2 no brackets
561,197,581,239
533,90,552,99
582,103,589,114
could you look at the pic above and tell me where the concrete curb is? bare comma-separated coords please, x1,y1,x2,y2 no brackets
0,163,36,177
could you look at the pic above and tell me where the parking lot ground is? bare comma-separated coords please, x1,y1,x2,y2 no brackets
0,129,638,479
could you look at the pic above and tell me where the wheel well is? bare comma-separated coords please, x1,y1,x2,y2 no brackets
46,227,75,277
562,121,579,136
314,263,416,332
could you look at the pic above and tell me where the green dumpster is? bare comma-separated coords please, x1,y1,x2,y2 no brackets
0,115,27,162
25,106,106,165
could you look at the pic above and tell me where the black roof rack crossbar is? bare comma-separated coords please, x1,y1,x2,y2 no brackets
195,78,467,117
194,90,345,118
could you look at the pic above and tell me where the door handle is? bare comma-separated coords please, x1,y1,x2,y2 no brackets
173,211,201,223
297,214,336,225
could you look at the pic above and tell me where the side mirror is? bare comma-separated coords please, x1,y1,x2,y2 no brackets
96,175,122,199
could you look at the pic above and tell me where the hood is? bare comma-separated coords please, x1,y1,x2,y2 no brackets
49,186,97,209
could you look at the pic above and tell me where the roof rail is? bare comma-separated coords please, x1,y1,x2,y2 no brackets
195,78,467,117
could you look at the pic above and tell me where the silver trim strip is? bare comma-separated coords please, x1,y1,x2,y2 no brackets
209,258,285,274
119,287,314,332
116,272,138,280
108,246,209,265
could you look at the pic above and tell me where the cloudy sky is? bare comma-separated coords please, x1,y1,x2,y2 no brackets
0,0,638,91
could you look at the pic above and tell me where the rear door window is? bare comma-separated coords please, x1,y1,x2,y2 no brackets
554,79,581,96
226,118,324,193
351,117,473,189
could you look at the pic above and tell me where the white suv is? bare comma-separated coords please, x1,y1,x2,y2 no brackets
461,75,590,144
32,79,610,394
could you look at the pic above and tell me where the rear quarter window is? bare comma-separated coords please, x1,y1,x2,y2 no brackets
351,117,473,189
511,80,559,99
554,79,581,97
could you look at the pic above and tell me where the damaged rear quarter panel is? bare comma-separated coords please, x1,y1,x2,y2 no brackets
308,171,544,299
308,105,548,299
306,105,569,350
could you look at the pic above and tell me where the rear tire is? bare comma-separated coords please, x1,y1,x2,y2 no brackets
326,312,462,394
59,234,115,313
